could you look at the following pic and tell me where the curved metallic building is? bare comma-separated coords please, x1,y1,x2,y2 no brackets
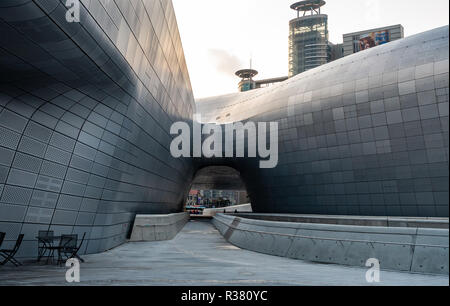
198,25,449,218
0,0,196,257
0,0,448,258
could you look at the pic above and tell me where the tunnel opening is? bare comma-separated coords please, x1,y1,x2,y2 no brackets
185,166,252,217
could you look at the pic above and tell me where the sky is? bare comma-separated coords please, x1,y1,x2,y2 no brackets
172,0,449,99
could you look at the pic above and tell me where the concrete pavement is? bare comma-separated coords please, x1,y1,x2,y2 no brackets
0,220,448,286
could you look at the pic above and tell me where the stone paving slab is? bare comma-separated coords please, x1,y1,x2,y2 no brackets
0,220,448,286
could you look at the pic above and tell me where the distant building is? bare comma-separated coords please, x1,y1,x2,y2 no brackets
193,190,249,207
343,24,404,56
187,190,201,206
236,69,288,92
236,69,258,92
328,42,344,62
289,0,329,77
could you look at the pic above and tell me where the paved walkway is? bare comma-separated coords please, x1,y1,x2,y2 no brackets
0,220,448,286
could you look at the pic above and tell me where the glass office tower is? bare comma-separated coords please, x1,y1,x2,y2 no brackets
289,1,329,77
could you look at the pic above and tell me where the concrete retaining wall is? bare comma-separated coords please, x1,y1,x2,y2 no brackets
203,204,252,217
232,213,449,229
130,213,189,242
213,214,449,275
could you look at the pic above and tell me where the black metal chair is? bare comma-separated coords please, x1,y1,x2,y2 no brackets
50,235,77,266
0,232,5,249
37,230,54,262
0,234,24,267
61,233,86,263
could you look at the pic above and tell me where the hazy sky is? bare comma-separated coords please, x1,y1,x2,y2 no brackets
172,0,449,99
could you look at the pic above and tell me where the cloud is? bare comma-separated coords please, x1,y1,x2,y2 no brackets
208,49,244,76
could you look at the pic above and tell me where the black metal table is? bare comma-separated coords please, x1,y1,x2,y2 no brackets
36,236,65,264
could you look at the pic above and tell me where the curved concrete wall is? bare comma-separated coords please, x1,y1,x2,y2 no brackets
213,214,449,275
198,26,449,217
0,0,196,258
233,213,449,229
203,204,252,217
130,212,189,241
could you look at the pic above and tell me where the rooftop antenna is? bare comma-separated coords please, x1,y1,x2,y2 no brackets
235,52,258,92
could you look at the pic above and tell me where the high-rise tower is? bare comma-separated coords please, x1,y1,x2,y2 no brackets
289,0,328,77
